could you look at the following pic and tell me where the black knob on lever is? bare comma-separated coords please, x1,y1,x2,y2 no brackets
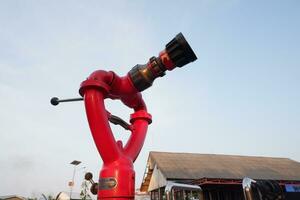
50,97,83,106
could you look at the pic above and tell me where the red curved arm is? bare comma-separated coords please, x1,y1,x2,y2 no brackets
84,89,120,163
124,117,149,162
80,70,152,164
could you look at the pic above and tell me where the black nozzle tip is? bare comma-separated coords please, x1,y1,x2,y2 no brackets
50,97,59,106
166,32,197,67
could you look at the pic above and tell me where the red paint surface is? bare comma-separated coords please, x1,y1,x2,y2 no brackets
159,50,175,71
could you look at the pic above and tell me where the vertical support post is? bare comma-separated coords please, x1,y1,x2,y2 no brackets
70,165,76,199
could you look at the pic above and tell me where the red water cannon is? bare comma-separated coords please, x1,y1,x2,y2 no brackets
51,33,197,200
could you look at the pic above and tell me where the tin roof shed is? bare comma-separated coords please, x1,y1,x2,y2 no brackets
140,151,300,192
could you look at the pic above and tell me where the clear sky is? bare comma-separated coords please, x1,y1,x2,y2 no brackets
0,0,299,198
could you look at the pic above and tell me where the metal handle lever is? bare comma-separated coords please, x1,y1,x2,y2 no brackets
51,97,131,130
50,97,83,106
108,114,130,130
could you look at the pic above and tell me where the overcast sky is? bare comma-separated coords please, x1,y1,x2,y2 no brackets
0,0,299,198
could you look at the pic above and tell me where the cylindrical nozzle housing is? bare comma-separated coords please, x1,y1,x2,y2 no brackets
129,32,197,92
128,57,166,91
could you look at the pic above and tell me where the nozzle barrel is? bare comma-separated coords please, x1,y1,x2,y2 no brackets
128,32,197,92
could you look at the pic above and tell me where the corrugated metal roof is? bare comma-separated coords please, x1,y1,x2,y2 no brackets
149,151,300,180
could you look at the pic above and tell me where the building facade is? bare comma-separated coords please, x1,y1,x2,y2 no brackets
140,151,300,200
